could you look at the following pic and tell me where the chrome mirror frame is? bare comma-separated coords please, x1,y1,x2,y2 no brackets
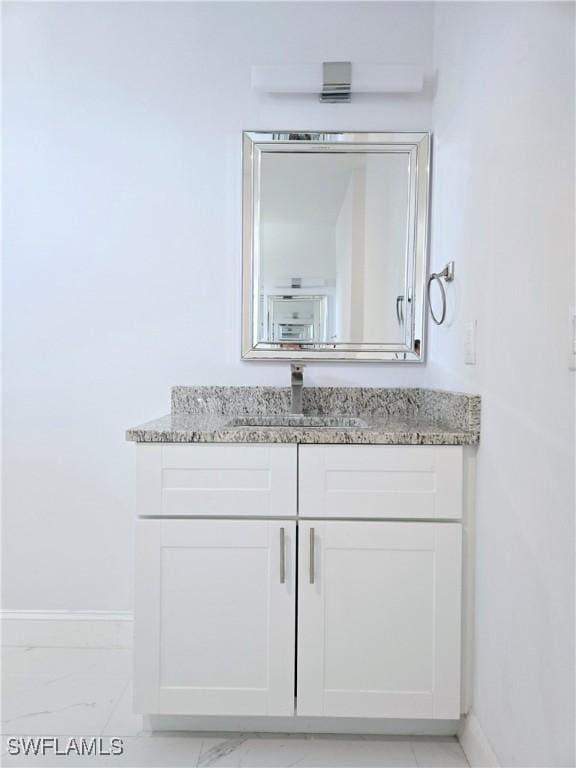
241,131,431,362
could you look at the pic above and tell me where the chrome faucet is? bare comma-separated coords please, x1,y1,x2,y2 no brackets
290,363,305,415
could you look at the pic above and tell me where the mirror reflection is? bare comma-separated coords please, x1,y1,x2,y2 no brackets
258,152,410,346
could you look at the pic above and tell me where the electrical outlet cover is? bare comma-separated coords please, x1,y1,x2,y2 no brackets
464,320,477,365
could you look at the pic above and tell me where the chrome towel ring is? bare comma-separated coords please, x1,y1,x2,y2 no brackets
427,262,455,325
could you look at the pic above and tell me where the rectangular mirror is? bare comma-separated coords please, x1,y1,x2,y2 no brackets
242,131,430,362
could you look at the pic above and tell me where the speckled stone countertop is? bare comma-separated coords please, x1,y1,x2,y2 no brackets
126,386,480,445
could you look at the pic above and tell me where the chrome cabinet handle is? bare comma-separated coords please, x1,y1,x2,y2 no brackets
396,295,404,326
279,527,286,584
309,527,315,584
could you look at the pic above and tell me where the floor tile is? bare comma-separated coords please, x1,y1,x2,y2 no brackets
101,682,146,737
2,648,131,736
411,738,469,767
1,672,127,736
197,735,417,767
120,734,204,767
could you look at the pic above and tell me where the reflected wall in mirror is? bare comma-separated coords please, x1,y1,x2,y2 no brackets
242,132,430,362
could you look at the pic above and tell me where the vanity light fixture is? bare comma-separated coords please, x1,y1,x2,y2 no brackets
320,62,351,103
251,61,424,102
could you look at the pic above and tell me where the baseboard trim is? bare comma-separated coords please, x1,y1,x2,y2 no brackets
458,711,500,767
1,610,133,649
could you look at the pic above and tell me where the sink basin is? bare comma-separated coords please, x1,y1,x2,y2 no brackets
227,415,369,429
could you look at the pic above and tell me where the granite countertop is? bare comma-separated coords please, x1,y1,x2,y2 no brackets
126,386,480,446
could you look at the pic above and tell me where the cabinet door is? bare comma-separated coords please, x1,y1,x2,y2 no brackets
297,521,462,719
134,519,296,716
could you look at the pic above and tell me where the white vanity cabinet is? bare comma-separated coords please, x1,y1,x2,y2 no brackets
134,518,296,716
297,520,461,720
133,442,467,723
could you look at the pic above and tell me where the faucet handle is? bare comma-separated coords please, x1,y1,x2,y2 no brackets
289,362,305,415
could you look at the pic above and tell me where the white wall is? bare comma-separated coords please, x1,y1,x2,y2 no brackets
335,173,355,340
362,155,407,342
2,2,434,612
430,3,574,766
261,221,336,283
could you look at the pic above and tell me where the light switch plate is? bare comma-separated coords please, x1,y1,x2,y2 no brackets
464,320,477,365
570,307,576,371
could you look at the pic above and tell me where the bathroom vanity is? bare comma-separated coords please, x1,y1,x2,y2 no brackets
125,132,478,732
127,386,480,731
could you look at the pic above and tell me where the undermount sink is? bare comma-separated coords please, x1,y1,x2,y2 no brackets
227,415,369,429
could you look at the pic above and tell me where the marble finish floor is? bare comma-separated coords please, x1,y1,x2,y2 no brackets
1,648,469,767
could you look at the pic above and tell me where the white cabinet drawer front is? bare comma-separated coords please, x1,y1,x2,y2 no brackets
136,444,297,517
297,521,462,720
299,445,463,520
134,519,296,716
162,444,274,469
162,468,270,490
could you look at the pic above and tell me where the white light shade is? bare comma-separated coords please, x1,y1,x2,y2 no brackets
251,63,424,95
